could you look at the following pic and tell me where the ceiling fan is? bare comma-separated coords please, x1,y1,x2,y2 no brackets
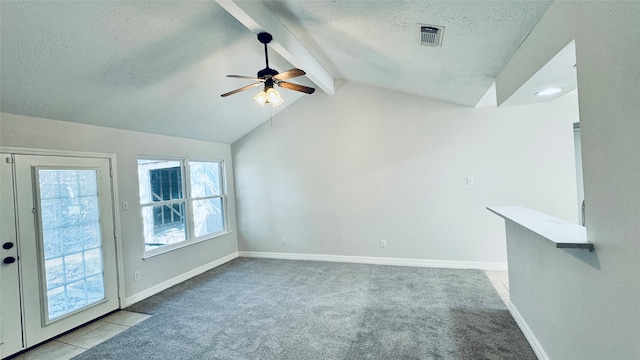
221,32,315,107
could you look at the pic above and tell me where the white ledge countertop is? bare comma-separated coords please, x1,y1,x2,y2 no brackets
487,206,594,251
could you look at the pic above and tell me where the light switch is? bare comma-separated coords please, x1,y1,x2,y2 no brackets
122,201,129,210
466,176,474,185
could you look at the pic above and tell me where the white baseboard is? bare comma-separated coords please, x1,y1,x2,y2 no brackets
237,251,507,271
123,251,239,307
507,300,549,360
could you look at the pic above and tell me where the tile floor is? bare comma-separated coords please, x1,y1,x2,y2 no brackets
9,310,151,360
485,270,510,304
10,272,509,360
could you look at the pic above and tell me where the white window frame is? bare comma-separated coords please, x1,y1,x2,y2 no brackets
137,157,229,258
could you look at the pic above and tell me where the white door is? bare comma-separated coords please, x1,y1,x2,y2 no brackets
0,154,24,358
0,153,120,358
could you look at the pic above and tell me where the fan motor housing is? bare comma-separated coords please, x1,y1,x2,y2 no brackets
258,67,279,78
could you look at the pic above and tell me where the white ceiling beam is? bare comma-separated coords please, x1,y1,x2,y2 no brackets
216,0,334,95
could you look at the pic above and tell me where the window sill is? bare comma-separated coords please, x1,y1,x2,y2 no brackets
142,230,233,260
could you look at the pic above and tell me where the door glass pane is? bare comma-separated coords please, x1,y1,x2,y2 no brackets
37,169,106,321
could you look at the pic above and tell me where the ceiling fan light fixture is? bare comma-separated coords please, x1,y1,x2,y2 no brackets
253,87,283,107
266,87,283,107
254,90,268,106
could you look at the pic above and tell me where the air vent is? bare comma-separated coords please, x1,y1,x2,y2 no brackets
418,24,444,47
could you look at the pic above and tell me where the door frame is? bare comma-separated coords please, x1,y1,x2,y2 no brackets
0,146,125,312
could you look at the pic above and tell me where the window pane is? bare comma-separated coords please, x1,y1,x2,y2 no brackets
39,170,60,199
40,198,61,229
84,248,103,276
192,198,224,237
86,275,105,303
60,197,81,226
142,203,187,251
43,228,62,259
57,170,79,198
82,222,101,250
190,162,220,198
45,257,64,290
38,168,106,321
138,160,183,204
47,287,66,320
64,253,85,283
66,279,89,313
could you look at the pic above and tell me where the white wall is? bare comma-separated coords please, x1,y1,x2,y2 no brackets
0,113,238,302
496,1,640,359
231,80,579,266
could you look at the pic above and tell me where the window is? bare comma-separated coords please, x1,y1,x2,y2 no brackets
189,161,225,237
137,158,226,254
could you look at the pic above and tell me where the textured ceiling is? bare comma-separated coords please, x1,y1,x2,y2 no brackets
0,1,552,144
264,0,552,106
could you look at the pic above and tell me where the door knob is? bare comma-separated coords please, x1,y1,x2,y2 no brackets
3,256,16,264
2,242,14,250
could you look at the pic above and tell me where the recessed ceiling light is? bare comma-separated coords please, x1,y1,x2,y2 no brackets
535,87,563,96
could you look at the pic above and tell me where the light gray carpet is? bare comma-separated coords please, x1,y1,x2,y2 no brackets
73,258,536,360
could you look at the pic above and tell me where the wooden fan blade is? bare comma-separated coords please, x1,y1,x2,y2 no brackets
227,75,265,82
278,81,316,94
273,68,306,81
221,82,262,97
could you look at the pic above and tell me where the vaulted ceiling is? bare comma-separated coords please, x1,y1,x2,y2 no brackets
0,1,553,144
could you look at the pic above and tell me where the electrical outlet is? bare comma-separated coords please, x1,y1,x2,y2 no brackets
134,271,140,281
281,237,286,245
380,240,387,248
